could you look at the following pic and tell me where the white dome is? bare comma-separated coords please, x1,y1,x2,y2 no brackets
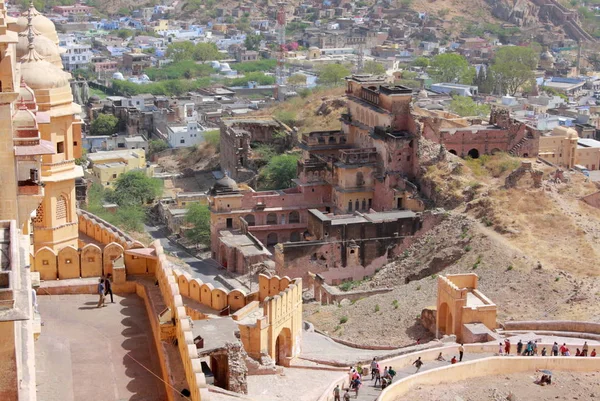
15,5,59,45
113,72,125,80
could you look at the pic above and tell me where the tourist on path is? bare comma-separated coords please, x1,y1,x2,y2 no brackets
458,344,465,362
552,342,559,356
412,357,423,373
436,352,446,361
517,340,523,355
533,340,538,355
373,365,381,387
333,384,341,401
591,349,596,357
104,273,114,303
351,376,361,398
96,278,105,308
504,339,511,355
583,341,589,356
498,343,503,355
541,347,547,356
451,356,457,364
343,388,351,401
370,358,378,380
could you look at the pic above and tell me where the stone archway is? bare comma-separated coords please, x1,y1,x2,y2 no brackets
275,327,292,366
438,302,449,335
266,233,278,246
244,214,255,226
448,149,457,155
266,213,277,225
467,148,480,159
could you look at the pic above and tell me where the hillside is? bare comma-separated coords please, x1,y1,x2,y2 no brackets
304,140,600,347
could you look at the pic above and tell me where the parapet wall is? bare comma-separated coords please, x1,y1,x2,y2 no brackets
152,240,211,401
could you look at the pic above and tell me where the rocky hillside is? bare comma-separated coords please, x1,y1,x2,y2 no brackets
304,141,600,347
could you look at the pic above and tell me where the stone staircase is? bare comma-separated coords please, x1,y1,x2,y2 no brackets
508,137,529,156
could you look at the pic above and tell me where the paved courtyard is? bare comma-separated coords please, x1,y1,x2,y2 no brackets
35,294,166,401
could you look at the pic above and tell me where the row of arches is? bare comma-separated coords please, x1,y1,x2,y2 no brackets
266,231,302,246
245,211,300,227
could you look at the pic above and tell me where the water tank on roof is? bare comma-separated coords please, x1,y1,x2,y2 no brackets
112,72,125,81
210,61,221,69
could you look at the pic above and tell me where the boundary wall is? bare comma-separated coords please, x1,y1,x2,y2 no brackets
379,356,600,401
503,321,600,335
317,342,600,401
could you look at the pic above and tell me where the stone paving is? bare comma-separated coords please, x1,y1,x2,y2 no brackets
35,294,166,401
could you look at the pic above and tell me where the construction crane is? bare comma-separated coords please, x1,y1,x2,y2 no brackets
274,1,287,101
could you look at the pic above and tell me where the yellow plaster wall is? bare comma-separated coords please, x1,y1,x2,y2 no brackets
57,246,80,279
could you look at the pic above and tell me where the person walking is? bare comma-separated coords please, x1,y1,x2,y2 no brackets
104,273,114,303
498,342,504,355
517,340,523,355
582,341,589,356
504,339,511,355
370,358,378,380
458,344,465,362
552,342,559,356
333,384,341,401
96,278,105,308
412,357,423,373
533,340,538,356
343,389,351,401
373,365,381,387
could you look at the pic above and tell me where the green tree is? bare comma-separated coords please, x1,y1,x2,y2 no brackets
193,43,222,62
430,53,475,84
116,28,133,39
109,171,163,207
184,203,211,246
148,139,169,157
244,34,262,51
287,73,307,87
203,130,220,151
412,56,430,68
258,154,300,189
90,114,119,136
363,60,386,75
448,96,490,117
317,64,351,86
72,68,94,80
491,46,538,96
166,42,197,62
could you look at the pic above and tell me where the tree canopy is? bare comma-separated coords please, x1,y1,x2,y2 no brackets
184,203,211,246
430,53,475,84
412,56,430,68
145,60,215,81
258,154,300,190
244,34,262,51
448,96,491,117
148,139,169,157
287,73,307,86
108,171,163,207
490,46,538,96
317,64,351,86
90,114,119,136
166,42,222,62
363,60,386,75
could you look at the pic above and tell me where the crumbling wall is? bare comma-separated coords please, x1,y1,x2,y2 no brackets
225,342,248,394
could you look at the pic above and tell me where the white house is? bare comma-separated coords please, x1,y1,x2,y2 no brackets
167,104,206,148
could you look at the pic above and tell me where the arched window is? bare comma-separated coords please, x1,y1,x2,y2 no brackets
244,214,255,226
289,211,300,224
266,213,277,225
356,172,364,187
362,199,366,210
348,200,352,212
266,233,278,246
355,200,359,211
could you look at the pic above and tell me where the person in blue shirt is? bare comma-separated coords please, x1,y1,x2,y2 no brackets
97,278,105,308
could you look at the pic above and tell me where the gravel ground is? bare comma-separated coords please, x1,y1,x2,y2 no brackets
393,371,600,401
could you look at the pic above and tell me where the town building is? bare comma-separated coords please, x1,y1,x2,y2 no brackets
86,148,152,188
59,40,93,71
538,126,600,170
166,104,206,148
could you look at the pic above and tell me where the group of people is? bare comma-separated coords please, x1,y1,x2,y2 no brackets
370,359,396,389
97,273,114,308
499,339,596,357
333,359,399,400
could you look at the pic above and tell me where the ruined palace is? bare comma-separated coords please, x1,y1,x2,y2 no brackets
211,75,440,284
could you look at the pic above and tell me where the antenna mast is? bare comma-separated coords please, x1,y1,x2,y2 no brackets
275,2,287,101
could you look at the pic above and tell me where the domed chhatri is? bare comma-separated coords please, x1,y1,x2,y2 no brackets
17,77,37,107
216,175,239,191
12,101,38,131
16,26,62,67
20,16,71,90
15,2,59,45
